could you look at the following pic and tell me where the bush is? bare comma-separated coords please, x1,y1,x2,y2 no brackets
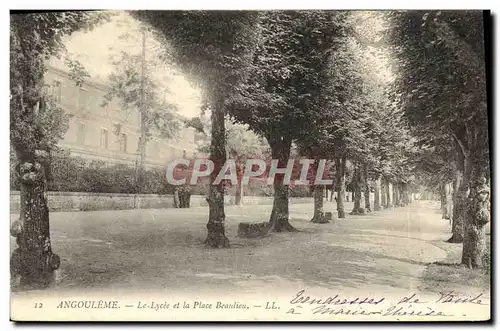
49,152,87,192
11,150,177,195
10,150,314,197
289,185,313,197
483,240,491,273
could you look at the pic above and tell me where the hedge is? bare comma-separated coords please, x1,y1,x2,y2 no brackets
10,152,176,195
10,150,312,197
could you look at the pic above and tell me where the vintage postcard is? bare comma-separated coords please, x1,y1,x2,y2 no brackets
9,9,491,322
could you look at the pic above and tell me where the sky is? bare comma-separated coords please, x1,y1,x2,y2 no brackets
352,11,395,85
51,11,203,118
50,11,392,119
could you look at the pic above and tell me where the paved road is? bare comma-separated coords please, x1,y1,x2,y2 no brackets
11,200,455,295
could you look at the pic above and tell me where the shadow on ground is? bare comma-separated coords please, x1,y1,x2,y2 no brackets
10,201,472,295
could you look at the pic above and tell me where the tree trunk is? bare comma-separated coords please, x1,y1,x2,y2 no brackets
179,187,185,208
400,183,405,206
270,180,296,231
445,183,452,217
335,156,346,218
352,187,363,214
400,183,405,205
461,146,490,268
234,158,243,206
134,35,149,202
10,92,61,289
268,136,296,232
185,190,191,208
310,159,327,223
385,178,392,208
205,98,229,248
133,117,148,210
10,23,61,288
374,176,381,211
173,187,180,208
440,183,450,219
393,182,400,207
351,164,365,215
364,184,371,212
439,183,444,210
462,174,489,267
403,183,410,205
235,178,243,205
179,186,191,208
407,184,411,204
448,163,469,243
11,155,60,289
363,164,371,212
311,185,328,223
380,177,386,208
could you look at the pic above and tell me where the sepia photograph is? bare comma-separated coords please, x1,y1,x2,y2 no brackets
8,9,491,322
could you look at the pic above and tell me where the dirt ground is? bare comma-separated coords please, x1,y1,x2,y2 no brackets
11,199,489,298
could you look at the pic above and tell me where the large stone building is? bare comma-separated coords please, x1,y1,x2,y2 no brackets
45,61,198,168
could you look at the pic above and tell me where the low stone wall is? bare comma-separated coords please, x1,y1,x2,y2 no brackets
10,191,313,213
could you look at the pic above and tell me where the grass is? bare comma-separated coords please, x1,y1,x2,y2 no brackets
420,234,491,293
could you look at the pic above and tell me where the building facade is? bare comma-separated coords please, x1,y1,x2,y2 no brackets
45,62,198,169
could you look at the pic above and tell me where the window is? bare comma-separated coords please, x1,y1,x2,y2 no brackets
78,88,89,111
52,80,62,102
119,133,127,153
76,122,86,145
100,129,108,149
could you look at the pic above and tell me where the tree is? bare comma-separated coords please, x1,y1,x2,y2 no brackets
316,12,403,218
10,11,111,288
374,97,418,211
291,14,361,224
390,10,490,268
229,11,353,231
227,124,270,205
412,137,456,221
102,20,180,196
290,12,400,221
189,114,270,205
134,11,261,247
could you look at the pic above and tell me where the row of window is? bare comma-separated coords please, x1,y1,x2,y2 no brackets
51,78,193,159
51,79,197,145
76,122,187,158
51,80,90,111
77,123,128,152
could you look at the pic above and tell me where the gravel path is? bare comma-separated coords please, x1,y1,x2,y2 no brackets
10,200,451,295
